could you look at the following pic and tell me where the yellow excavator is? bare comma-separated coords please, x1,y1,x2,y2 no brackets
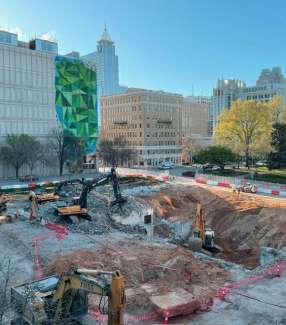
36,179,84,204
55,168,126,220
189,203,220,253
11,268,125,325
0,191,11,213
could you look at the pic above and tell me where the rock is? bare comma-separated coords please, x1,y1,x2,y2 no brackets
150,288,201,317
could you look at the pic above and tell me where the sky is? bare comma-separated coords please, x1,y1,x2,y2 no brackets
1,0,286,96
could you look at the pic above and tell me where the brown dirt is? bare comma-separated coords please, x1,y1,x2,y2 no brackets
138,185,286,268
45,240,229,314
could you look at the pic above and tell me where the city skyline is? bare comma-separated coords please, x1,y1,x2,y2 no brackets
2,0,286,96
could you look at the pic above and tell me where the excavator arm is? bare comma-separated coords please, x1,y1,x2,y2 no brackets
51,269,125,325
56,168,126,219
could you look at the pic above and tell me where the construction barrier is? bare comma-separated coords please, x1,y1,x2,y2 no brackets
195,177,286,198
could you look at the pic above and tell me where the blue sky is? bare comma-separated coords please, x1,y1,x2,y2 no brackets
2,0,286,95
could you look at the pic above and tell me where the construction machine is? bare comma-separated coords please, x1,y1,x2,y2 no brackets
189,203,220,253
0,191,11,213
55,168,126,220
36,179,84,204
11,268,125,325
239,183,257,194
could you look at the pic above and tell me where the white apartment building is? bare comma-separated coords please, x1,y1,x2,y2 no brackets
0,30,58,177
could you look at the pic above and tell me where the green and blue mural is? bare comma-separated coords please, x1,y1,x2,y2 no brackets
55,56,98,155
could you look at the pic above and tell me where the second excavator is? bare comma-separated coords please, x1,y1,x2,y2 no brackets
189,203,221,253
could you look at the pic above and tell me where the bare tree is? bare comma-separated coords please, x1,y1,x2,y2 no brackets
24,138,46,175
97,136,137,167
0,134,31,178
48,128,84,176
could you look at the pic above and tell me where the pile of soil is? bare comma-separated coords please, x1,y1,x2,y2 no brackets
45,240,229,313
138,185,286,268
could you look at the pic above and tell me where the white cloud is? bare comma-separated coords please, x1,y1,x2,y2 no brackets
0,26,27,41
0,26,58,42
39,30,58,42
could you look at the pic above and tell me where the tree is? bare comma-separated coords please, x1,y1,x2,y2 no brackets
268,96,286,124
48,128,84,176
114,136,137,167
0,134,34,178
97,136,137,167
96,139,117,167
194,146,235,170
215,100,273,168
268,123,286,169
24,138,46,175
181,136,202,164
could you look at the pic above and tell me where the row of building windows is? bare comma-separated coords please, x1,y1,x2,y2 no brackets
245,93,273,100
102,95,142,106
0,104,55,119
0,87,54,104
0,119,56,136
0,68,54,88
0,48,54,72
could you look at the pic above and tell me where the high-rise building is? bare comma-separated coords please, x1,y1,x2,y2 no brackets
82,26,126,125
210,79,245,134
101,88,182,167
0,29,98,178
209,67,286,136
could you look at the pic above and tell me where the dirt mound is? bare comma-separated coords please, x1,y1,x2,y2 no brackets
138,185,286,268
45,240,229,313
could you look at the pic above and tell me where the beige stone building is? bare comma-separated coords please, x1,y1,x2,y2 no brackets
100,88,182,167
181,96,212,163
182,96,210,139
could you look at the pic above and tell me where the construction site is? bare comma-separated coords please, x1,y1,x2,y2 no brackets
1,168,286,325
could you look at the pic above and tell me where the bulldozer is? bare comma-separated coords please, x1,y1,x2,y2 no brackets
11,268,125,325
189,203,220,253
55,168,126,220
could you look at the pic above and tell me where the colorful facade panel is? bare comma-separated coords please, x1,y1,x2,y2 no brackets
55,56,98,155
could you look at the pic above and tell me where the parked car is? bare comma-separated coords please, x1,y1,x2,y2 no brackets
158,162,174,170
202,163,214,170
19,175,39,182
256,160,268,167
182,170,196,177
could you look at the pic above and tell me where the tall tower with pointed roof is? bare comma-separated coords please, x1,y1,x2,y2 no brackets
82,26,125,126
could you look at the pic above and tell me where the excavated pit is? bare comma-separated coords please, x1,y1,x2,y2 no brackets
137,185,286,269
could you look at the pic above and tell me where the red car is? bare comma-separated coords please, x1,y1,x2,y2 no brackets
19,175,39,182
